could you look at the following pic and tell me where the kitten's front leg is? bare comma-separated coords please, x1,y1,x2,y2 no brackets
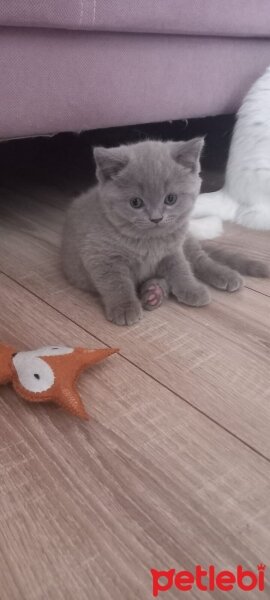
158,251,210,307
89,260,142,326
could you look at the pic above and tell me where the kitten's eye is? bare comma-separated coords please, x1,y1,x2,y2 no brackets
164,194,177,206
130,197,144,209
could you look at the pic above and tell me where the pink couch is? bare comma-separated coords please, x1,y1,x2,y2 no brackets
1,1,270,139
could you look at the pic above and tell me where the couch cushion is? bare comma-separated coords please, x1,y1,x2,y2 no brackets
1,28,270,139
1,0,270,38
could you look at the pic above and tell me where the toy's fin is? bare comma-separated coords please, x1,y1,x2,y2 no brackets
58,388,89,420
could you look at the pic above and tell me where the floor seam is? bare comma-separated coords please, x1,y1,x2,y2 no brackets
245,284,270,298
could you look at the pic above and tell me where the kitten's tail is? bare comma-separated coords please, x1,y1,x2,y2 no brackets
190,189,237,240
202,243,270,278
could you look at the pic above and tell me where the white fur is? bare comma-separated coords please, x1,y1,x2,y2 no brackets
188,215,223,239
191,66,270,238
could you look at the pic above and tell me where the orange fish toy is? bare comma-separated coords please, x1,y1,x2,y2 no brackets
0,344,118,419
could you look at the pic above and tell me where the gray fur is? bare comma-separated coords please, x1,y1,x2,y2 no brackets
62,139,269,325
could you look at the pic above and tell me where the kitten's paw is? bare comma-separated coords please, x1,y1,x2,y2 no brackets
106,301,142,326
210,270,243,292
245,260,270,278
140,278,168,311
174,284,211,307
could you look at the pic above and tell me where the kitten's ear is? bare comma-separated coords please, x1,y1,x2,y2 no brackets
170,137,204,172
93,146,129,182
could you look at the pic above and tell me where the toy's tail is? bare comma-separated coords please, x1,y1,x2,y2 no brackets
79,348,119,368
85,348,119,362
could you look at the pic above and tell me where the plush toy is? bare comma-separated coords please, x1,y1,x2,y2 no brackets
0,344,118,419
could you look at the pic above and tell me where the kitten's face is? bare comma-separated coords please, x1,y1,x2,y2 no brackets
94,139,203,234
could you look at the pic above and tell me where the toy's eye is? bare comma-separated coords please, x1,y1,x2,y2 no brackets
130,197,144,209
164,194,177,206
13,355,55,393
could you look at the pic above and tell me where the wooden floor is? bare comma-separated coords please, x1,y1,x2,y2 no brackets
0,181,269,599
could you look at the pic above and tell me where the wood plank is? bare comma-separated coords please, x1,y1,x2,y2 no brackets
0,189,270,456
0,274,269,599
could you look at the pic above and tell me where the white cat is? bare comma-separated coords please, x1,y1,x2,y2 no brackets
190,66,270,239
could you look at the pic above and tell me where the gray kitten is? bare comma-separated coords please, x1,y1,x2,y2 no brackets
62,139,269,325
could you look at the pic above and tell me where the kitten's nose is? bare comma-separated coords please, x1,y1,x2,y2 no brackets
150,217,163,224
